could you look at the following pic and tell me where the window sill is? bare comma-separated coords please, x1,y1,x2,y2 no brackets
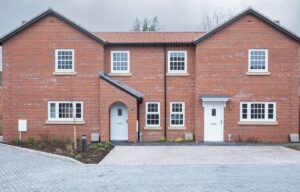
109,73,132,77
166,73,189,76
168,126,186,130
144,126,162,130
246,72,270,76
238,121,278,125
53,72,77,76
45,121,85,125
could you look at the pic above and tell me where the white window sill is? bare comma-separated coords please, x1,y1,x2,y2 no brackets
238,121,278,125
168,126,186,130
109,73,132,77
45,121,85,125
246,72,270,76
166,73,189,76
144,126,162,130
53,72,77,76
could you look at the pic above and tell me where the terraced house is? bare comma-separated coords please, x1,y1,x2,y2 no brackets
1,8,299,143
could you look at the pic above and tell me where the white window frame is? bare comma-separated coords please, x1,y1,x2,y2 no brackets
145,102,160,127
170,102,185,127
55,49,75,73
248,49,268,73
240,102,276,122
111,51,130,73
168,51,187,74
48,101,83,122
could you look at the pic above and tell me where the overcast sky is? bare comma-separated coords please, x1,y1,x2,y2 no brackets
0,0,300,70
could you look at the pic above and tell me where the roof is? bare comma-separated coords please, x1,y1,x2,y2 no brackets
193,8,300,44
94,32,204,45
99,72,143,101
0,9,106,45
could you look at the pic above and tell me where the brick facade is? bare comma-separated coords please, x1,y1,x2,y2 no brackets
1,9,299,143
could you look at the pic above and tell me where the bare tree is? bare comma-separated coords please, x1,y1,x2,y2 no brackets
131,16,161,31
201,8,233,32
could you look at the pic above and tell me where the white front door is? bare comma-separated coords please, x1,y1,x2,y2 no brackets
110,103,128,141
204,102,224,142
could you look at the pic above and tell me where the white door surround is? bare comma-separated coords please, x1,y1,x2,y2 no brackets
110,103,128,141
203,102,225,142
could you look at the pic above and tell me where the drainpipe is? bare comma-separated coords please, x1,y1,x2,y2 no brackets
137,100,140,142
164,46,167,140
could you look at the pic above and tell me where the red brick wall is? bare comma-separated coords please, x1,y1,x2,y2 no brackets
195,15,300,142
2,15,104,142
104,46,196,141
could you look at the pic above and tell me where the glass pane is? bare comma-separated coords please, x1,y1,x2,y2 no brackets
118,108,122,116
211,109,216,116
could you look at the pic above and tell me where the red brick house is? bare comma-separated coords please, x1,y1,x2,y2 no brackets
0,8,299,143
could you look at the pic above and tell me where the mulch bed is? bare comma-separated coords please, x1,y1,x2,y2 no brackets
8,140,113,164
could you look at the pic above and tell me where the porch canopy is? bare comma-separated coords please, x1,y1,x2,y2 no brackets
199,95,230,107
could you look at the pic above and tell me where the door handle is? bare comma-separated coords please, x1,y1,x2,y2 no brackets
220,120,223,124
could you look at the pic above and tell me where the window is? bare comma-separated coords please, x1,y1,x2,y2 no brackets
146,102,160,126
55,49,74,72
168,51,187,73
170,102,185,126
240,102,276,121
248,49,268,72
118,109,122,116
48,101,83,121
111,51,130,73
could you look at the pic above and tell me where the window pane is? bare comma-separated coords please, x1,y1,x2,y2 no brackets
169,52,186,72
76,103,82,118
250,50,267,71
57,50,73,71
112,52,129,72
50,103,56,118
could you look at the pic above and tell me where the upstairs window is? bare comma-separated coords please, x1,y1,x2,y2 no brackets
240,102,276,122
146,102,160,126
48,101,83,121
248,49,268,73
111,51,130,73
55,49,74,72
170,102,185,126
168,51,187,73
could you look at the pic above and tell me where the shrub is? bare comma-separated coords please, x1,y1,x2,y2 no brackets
158,136,166,142
174,137,184,143
27,137,37,147
14,138,23,145
185,138,193,142
51,138,58,146
75,154,82,160
38,142,47,149
65,138,72,145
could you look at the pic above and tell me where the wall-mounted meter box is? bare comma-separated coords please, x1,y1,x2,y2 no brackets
18,119,27,132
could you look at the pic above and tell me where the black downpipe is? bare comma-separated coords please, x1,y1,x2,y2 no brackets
164,47,167,140
137,100,140,142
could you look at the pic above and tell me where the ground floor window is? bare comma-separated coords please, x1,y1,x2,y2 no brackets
240,102,276,121
48,101,83,121
170,102,185,126
146,102,160,126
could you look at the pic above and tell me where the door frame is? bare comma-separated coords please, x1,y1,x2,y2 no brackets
203,101,225,142
110,102,128,141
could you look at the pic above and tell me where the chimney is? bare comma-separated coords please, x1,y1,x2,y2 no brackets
22,20,27,24
274,20,280,24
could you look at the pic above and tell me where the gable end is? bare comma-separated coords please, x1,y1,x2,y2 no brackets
0,9,107,45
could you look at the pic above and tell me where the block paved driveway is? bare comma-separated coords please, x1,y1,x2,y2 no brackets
2,144,300,191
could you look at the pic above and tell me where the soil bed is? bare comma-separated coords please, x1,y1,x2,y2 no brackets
8,138,113,164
